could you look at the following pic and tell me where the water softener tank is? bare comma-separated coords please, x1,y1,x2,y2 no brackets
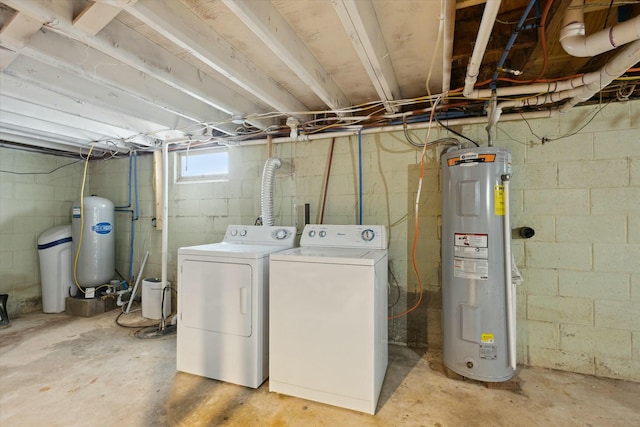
71,196,115,287
441,147,514,382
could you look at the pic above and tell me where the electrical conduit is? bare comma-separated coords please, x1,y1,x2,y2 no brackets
261,157,281,226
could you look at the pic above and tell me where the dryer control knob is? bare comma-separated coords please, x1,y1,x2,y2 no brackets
240,229,247,236
230,229,238,236
361,229,375,241
274,229,288,240
319,231,326,238
308,230,316,237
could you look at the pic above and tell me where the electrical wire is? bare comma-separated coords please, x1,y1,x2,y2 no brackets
72,144,95,296
0,159,82,175
434,116,480,147
519,99,612,142
388,94,442,320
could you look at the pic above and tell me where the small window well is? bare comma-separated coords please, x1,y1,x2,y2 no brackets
176,148,229,183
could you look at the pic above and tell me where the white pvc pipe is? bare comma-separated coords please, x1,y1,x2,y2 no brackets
502,175,516,370
463,0,502,97
561,0,640,57
125,250,149,314
161,141,172,298
466,71,603,99
561,38,640,111
442,0,456,92
490,38,640,122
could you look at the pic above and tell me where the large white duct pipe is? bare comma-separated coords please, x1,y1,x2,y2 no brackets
489,38,640,123
560,38,640,111
561,0,640,57
463,0,502,97
261,157,281,226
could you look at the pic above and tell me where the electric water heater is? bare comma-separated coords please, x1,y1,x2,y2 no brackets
441,147,515,382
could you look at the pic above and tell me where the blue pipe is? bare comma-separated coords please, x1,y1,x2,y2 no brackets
358,129,363,226
490,0,539,92
114,152,139,283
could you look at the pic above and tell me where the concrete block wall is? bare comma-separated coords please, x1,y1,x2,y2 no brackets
2,101,637,383
88,144,296,285
0,147,83,315
493,101,640,381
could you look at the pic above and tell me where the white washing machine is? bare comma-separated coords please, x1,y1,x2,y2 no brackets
177,225,296,388
269,224,388,414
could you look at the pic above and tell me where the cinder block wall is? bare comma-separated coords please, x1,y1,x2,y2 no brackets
4,101,637,382
0,148,83,315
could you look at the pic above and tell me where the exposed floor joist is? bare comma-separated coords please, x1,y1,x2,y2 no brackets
333,0,400,113
223,0,351,113
110,0,309,120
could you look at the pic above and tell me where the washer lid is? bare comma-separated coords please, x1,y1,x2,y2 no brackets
178,242,293,259
270,246,387,266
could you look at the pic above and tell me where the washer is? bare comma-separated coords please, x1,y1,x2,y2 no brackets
269,224,388,414
177,225,296,388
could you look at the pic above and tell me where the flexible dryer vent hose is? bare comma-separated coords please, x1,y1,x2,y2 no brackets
261,157,281,226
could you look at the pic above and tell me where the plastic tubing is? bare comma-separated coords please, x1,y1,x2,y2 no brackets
261,157,281,226
358,129,363,225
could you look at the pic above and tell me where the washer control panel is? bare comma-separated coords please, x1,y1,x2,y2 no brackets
300,224,387,249
224,225,296,245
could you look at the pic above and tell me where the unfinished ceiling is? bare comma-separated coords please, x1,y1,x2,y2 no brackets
0,0,639,155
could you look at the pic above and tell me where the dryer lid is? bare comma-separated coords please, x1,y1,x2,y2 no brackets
178,242,292,259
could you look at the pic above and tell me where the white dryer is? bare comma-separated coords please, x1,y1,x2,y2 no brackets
177,225,296,388
269,224,388,414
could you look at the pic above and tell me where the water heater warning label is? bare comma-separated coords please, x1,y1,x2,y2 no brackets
480,344,498,360
454,233,489,280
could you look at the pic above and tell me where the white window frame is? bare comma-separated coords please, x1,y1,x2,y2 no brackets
175,147,229,184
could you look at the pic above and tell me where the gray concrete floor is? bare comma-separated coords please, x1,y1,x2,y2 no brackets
1,310,639,427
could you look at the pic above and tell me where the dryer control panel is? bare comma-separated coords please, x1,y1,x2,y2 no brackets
224,225,296,246
300,224,387,249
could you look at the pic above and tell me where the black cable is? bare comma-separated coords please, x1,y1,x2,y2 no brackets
603,0,615,31
0,159,82,175
434,116,480,147
115,309,158,329
388,264,402,310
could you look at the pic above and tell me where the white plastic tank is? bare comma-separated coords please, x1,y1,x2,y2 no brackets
37,225,75,313
142,278,171,320
71,196,115,287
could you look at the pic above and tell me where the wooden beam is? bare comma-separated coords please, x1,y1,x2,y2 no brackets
456,0,486,10
110,0,310,117
332,0,400,113
20,27,238,135
223,0,351,112
73,1,129,36
2,0,275,131
0,72,172,136
0,11,43,50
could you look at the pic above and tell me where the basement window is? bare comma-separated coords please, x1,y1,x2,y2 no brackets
176,147,229,183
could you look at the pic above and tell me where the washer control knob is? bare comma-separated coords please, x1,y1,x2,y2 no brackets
275,229,288,240
361,229,375,241
240,229,247,237
230,229,238,236
308,230,316,237
319,231,326,238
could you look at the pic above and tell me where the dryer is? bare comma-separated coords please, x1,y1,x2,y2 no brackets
177,225,295,388
269,224,388,414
